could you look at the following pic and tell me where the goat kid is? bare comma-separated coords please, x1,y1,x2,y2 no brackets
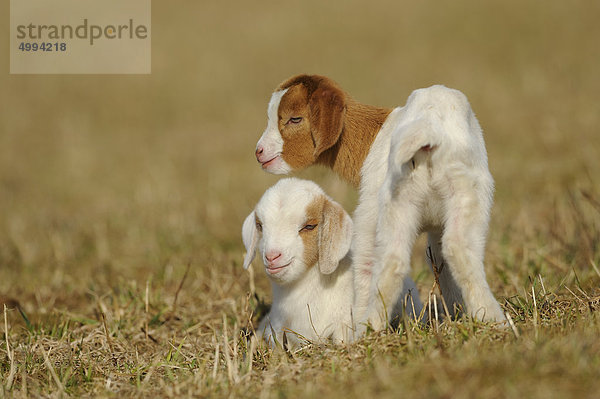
254,75,506,334
242,178,421,347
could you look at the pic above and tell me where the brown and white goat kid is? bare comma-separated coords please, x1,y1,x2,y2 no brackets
242,178,420,346
254,75,506,334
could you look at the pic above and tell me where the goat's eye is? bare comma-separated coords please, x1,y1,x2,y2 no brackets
300,224,317,232
287,117,303,125
256,222,262,232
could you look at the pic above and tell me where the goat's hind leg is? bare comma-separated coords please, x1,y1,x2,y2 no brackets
426,230,464,319
365,180,421,331
440,175,505,323
350,198,380,325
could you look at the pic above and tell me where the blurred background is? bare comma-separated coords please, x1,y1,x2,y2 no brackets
1,0,599,310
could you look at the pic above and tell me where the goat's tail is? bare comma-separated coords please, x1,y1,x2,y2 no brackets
391,118,442,169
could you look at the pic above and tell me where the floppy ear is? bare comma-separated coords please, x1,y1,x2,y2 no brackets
318,199,353,274
308,84,346,157
242,211,258,269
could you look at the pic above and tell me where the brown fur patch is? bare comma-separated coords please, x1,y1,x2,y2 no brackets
276,76,348,171
309,85,347,156
278,85,316,170
299,194,349,274
278,74,337,97
299,195,324,269
275,74,392,188
318,99,391,187
318,199,347,274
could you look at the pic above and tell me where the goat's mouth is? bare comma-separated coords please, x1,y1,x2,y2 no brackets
266,261,291,274
260,155,280,169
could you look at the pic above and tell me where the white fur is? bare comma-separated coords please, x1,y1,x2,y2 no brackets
255,89,292,174
354,85,505,331
242,178,422,347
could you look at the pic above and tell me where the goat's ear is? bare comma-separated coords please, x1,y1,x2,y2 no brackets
318,199,353,275
242,211,258,269
308,83,346,157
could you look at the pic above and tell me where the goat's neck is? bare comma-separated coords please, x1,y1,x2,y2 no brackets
270,256,351,308
271,265,323,306
317,99,392,188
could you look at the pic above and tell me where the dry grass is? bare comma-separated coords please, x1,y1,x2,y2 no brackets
1,0,599,397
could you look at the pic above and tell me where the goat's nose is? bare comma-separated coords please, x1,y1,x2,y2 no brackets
255,146,264,160
265,251,282,263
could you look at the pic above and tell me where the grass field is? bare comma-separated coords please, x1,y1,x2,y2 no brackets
1,0,600,397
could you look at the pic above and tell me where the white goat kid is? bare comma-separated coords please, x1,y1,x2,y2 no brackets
242,178,422,347
242,178,355,346
365,87,502,331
